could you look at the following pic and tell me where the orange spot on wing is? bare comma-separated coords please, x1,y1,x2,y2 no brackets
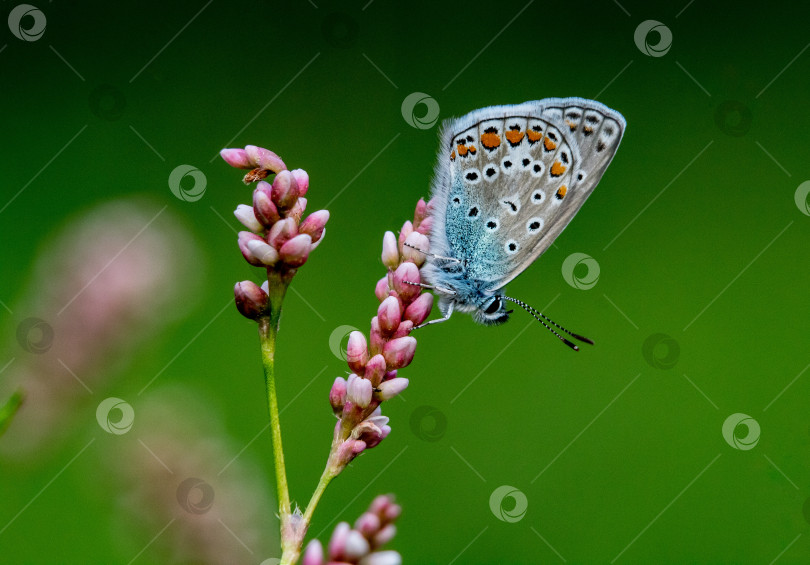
468,145,477,154
565,120,577,131
556,185,567,199
583,126,594,135
457,144,468,157
450,150,456,161
544,136,557,151
550,161,567,176
505,130,524,145
526,129,542,142
480,132,501,149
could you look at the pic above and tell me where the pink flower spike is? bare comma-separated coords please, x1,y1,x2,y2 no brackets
364,354,387,387
414,197,428,224
271,170,300,210
347,375,373,409
238,231,267,266
347,331,369,374
377,296,401,335
381,231,399,270
220,148,253,169
233,281,268,320
267,217,297,248
279,233,312,267
344,530,371,560
253,184,280,227
299,210,330,243
382,337,417,369
374,524,398,547
291,168,309,196
354,512,381,539
392,262,420,302
402,231,429,267
393,320,413,338
246,239,280,266
302,539,324,565
244,145,286,173
330,377,348,415
378,377,409,400
404,292,433,326
374,276,389,302
363,549,401,565
328,522,351,560
234,204,263,232
397,220,413,251
416,216,433,235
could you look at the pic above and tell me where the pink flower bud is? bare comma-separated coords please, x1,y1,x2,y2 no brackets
383,370,397,382
374,276,389,302
298,210,329,243
377,296,401,335
244,145,286,173
414,197,428,224
404,292,433,325
392,262,420,302
233,281,267,320
346,331,369,374
369,317,385,357
234,204,263,232
246,239,279,266
398,220,414,251
378,377,409,400
352,419,385,449
220,148,253,169
271,170,300,210
237,231,266,266
381,231,399,269
288,196,307,223
343,530,370,560
393,320,413,338
354,512,381,539
290,168,309,196
252,183,280,227
383,503,402,522
364,354,387,387
328,522,351,560
330,377,347,415
347,375,373,409
302,539,324,565
416,216,433,235
402,231,429,266
279,233,312,267
371,547,399,564
370,495,392,515
374,525,397,548
309,227,326,251
267,217,297,248
382,337,416,369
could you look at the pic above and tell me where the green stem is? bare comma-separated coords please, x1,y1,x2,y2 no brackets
303,465,336,525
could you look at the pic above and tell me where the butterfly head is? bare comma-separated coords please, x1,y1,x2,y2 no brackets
473,295,513,326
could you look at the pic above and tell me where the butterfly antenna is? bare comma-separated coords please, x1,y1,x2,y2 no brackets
502,296,594,351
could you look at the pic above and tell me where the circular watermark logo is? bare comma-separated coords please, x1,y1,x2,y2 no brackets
168,165,207,202
794,181,810,216
8,4,46,42
321,12,358,48
409,405,447,442
176,477,215,514
642,333,680,369
722,413,760,451
489,485,528,523
634,20,672,57
16,317,54,354
714,101,752,137
401,92,441,130
561,252,600,290
88,84,127,121
96,397,135,435
329,325,360,362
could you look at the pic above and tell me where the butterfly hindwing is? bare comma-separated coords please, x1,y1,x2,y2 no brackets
430,98,625,293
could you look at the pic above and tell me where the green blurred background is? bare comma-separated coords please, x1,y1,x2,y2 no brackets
2,0,809,563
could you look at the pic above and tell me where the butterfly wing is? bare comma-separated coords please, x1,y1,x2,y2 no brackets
429,98,625,291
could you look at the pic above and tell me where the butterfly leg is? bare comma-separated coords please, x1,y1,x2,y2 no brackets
403,280,456,295
412,301,454,330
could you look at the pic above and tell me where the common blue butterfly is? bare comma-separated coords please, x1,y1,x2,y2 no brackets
414,98,625,350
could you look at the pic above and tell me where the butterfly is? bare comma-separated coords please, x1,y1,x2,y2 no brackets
413,97,626,350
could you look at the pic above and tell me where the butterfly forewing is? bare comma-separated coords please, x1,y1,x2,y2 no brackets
432,98,624,293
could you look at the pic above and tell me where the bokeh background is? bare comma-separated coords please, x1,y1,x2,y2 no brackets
2,0,809,563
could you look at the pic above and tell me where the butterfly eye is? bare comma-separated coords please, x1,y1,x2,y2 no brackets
484,297,501,314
